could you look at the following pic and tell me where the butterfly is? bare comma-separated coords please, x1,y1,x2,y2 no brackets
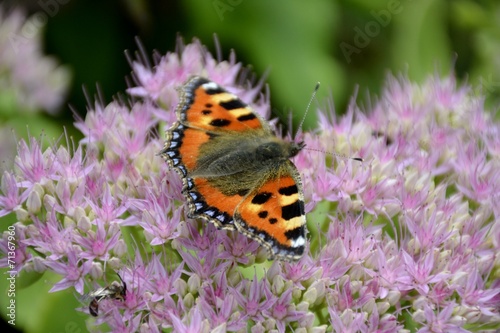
82,274,126,317
160,76,307,261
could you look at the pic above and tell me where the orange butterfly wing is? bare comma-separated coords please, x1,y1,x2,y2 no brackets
234,161,306,260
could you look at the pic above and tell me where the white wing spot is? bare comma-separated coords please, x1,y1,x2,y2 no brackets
291,236,306,248
202,82,219,90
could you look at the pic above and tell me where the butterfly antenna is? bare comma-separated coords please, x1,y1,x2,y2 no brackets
296,82,320,137
306,147,363,162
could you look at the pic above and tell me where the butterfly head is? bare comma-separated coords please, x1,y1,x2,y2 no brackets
291,141,306,157
255,139,305,162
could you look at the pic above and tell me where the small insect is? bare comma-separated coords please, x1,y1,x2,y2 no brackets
84,274,127,317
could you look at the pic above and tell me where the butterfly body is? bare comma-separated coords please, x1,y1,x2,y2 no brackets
161,76,307,260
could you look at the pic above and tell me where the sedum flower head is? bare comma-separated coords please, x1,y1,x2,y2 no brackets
0,6,70,113
1,38,500,332
0,6,71,176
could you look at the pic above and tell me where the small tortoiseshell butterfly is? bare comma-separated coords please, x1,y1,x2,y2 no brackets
160,76,307,261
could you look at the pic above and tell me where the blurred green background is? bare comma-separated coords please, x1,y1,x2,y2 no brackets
1,0,500,332
3,0,500,142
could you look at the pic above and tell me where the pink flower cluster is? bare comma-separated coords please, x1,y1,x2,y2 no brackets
0,7,70,113
1,38,499,332
0,7,71,175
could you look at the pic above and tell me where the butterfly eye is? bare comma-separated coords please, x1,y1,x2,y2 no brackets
290,141,305,157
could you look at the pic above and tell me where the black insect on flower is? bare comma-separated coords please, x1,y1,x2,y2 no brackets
83,274,127,317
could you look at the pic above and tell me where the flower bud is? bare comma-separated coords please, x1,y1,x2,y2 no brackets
107,257,122,270
63,216,75,229
90,262,103,279
43,194,57,210
310,325,327,333
113,239,127,257
187,274,201,294
376,301,390,314
303,286,317,304
77,215,92,232
271,275,285,295
174,278,187,296
412,309,425,323
26,190,42,213
32,256,45,272
387,290,401,305
362,298,376,313
15,207,29,223
183,293,194,308
250,322,265,333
